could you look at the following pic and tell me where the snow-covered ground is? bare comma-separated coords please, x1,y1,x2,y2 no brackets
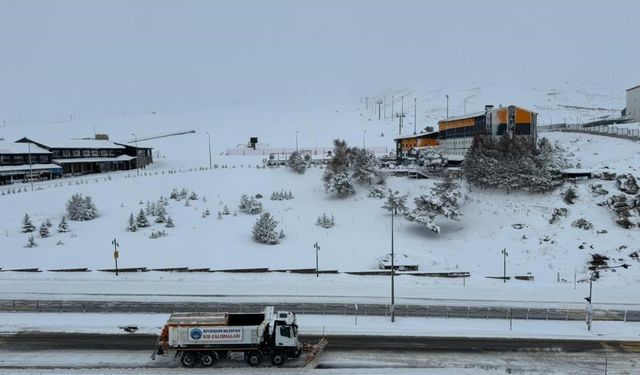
1,91,639,309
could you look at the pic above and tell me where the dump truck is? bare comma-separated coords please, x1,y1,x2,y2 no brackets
153,306,304,368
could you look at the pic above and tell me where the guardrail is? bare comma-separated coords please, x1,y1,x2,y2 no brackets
1,300,638,323
539,123,640,141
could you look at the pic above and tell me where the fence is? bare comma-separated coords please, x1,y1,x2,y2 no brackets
539,123,640,141
1,300,638,323
226,146,389,157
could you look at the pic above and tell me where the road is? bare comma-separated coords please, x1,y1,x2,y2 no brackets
1,332,639,353
2,299,639,323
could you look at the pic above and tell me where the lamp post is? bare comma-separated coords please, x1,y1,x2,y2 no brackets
131,133,139,177
390,206,396,322
28,142,33,191
502,248,508,283
112,238,120,276
295,131,299,152
314,242,320,278
585,264,629,331
363,130,367,150
446,95,449,119
206,132,212,169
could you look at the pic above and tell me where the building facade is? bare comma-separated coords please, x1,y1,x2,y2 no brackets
0,142,62,185
627,84,640,122
394,104,538,160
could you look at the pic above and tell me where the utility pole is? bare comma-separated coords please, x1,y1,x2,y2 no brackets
413,98,417,135
365,96,369,110
131,133,139,177
446,95,449,119
391,95,394,123
395,96,405,135
377,99,383,120
383,97,386,119
28,142,33,192
314,242,320,277
295,131,299,152
586,274,593,331
112,238,120,276
206,132,212,169
363,130,367,149
502,248,508,283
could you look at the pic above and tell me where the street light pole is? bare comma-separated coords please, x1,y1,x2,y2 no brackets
206,132,212,169
112,238,119,276
390,207,396,323
131,133,139,177
413,98,417,135
295,131,299,152
363,130,367,149
446,95,449,119
502,248,508,283
314,242,320,278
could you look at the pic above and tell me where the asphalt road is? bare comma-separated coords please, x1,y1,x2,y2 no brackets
1,332,639,354
2,299,639,322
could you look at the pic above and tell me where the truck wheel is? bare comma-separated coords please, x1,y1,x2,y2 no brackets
271,352,286,366
200,352,217,367
246,351,262,366
180,352,196,368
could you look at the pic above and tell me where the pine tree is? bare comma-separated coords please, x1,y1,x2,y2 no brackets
288,151,307,174
57,216,69,233
155,204,167,223
127,213,138,232
382,190,409,214
45,219,53,228
39,222,49,238
325,171,356,197
252,212,279,244
66,194,98,221
21,213,35,233
24,235,37,248
406,176,463,233
350,147,381,185
136,209,150,228
562,187,578,205
165,216,174,228
222,205,230,215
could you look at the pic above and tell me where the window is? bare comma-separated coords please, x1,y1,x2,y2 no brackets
63,150,70,157
52,150,61,157
100,150,108,157
279,326,291,338
39,155,48,163
91,150,99,157
73,150,80,157
14,155,23,163
109,150,116,157
83,150,90,157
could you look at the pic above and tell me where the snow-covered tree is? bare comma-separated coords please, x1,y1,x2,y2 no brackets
136,209,150,228
288,151,307,174
165,216,174,228
316,213,335,228
252,212,279,244
155,204,167,223
381,190,409,214
189,191,198,200
350,148,381,185
406,176,463,233
21,213,35,233
325,171,356,197
222,205,230,215
24,235,37,248
39,222,50,238
368,185,387,199
239,194,263,214
66,194,98,221
45,219,53,228
418,149,448,170
127,213,137,232
57,217,69,233
562,187,578,205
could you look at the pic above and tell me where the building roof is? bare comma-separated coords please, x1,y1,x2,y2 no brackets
0,142,50,155
393,131,439,141
113,142,153,150
17,137,125,150
438,111,486,123
52,155,136,164
627,84,640,92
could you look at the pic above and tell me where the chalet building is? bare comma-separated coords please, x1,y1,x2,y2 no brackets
15,137,153,176
0,142,62,185
394,104,538,160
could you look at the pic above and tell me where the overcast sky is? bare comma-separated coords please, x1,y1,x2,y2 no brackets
1,0,638,123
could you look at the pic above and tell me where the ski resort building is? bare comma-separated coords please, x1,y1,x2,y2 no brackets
393,104,538,159
14,137,153,176
627,84,640,122
0,142,62,185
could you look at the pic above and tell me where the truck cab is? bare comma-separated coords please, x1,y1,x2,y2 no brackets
272,311,301,356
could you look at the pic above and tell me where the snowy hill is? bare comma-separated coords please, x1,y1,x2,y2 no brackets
0,90,639,307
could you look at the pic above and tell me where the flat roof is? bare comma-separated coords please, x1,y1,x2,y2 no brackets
393,131,439,141
438,111,486,123
18,137,125,150
0,142,50,155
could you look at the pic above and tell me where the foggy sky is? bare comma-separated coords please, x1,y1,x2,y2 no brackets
0,0,638,123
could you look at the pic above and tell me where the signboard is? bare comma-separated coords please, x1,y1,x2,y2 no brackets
188,327,243,342
113,250,119,259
